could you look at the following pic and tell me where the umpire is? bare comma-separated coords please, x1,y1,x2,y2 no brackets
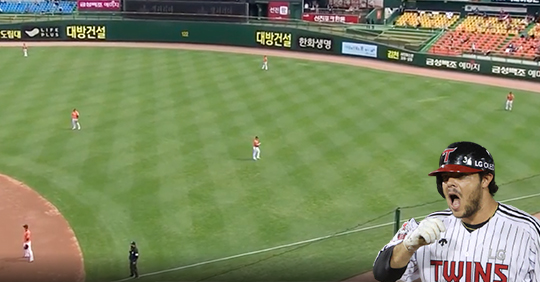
129,241,139,278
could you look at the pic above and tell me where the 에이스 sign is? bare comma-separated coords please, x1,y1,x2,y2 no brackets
77,0,120,11
425,58,481,72
492,0,539,4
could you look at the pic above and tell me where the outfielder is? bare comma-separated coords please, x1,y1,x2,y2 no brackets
23,43,28,57
71,108,81,130
262,55,268,70
505,92,514,111
23,224,34,262
373,141,540,282
253,136,261,160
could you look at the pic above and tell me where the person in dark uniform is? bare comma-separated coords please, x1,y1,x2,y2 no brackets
129,241,139,278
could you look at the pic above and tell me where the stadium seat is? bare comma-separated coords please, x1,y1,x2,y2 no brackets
0,0,76,14
498,25,540,59
395,10,460,29
429,14,535,57
455,15,527,35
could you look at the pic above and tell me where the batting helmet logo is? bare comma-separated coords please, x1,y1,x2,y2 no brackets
442,148,457,163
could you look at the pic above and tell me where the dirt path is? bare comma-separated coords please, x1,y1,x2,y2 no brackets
0,41,539,282
0,174,85,282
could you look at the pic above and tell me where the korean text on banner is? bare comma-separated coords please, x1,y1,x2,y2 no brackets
268,2,289,21
77,0,120,11
341,42,378,58
302,13,359,23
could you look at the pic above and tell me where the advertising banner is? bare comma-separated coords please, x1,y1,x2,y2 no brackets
255,30,292,49
491,0,540,4
0,29,21,40
268,2,289,21
425,57,481,72
66,25,107,40
492,65,540,79
122,0,249,22
386,49,415,63
341,42,378,58
296,35,334,53
302,13,359,24
21,26,62,40
77,0,120,11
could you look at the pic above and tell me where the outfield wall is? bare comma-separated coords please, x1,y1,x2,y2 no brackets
2,20,540,81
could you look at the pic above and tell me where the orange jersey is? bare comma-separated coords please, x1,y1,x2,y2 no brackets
507,93,514,101
253,139,260,147
24,230,31,242
72,111,79,119
263,56,267,62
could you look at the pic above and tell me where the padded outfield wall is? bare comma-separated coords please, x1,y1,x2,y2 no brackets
1,19,539,81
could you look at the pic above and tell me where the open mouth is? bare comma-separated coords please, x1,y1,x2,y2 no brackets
448,193,461,210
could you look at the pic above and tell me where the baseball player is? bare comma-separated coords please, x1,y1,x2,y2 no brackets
253,136,261,161
71,108,81,130
373,141,540,282
505,91,514,111
129,241,139,278
22,224,34,262
262,55,268,70
23,43,28,57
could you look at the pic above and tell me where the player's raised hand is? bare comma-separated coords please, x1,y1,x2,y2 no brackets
403,218,446,251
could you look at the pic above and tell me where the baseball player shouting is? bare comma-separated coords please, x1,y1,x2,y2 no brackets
373,141,540,282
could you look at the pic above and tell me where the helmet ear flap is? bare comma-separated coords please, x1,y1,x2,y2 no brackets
436,175,445,199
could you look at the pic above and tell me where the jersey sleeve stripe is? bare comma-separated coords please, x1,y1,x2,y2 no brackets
499,203,540,230
427,210,453,217
498,205,540,237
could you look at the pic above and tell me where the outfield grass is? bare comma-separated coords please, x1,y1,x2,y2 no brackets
0,46,539,282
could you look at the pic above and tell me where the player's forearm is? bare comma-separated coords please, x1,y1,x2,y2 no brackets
390,242,417,268
373,245,408,282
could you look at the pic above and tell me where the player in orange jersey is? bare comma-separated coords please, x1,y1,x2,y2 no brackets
23,224,34,262
71,108,81,130
262,55,268,70
23,43,28,57
253,136,261,160
505,91,514,111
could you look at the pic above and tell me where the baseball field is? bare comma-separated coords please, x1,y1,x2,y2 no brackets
0,41,539,282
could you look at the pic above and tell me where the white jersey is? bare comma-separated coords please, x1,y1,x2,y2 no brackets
375,203,540,282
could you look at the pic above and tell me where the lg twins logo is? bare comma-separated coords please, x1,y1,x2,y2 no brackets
442,148,457,163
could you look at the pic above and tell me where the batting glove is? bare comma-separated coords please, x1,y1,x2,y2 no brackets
402,217,446,252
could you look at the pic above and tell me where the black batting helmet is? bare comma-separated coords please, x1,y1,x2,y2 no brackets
428,141,497,198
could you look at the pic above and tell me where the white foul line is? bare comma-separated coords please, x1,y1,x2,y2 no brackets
111,192,540,282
